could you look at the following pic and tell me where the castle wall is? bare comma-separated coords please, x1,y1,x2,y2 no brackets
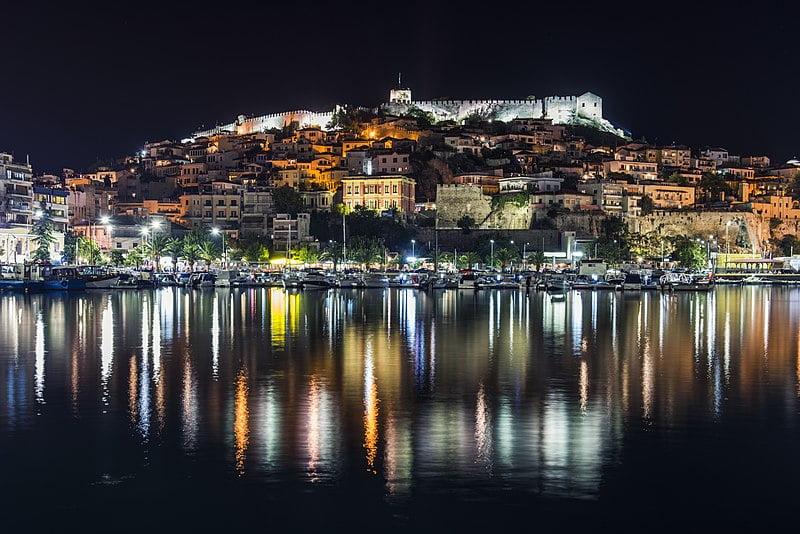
193,110,333,138
436,184,531,230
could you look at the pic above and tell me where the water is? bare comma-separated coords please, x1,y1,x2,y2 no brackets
1,287,799,531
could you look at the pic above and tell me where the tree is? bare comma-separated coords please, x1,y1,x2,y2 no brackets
348,236,384,269
273,185,304,215
529,250,546,271
62,230,80,264
124,246,145,267
230,233,271,263
291,243,320,265
109,249,126,266
590,236,623,265
670,236,706,269
640,195,655,215
699,172,733,202
493,247,520,269
145,233,170,271
321,241,344,270
457,214,476,234
198,239,221,264
31,201,55,262
769,234,800,256
459,251,481,269
78,237,103,265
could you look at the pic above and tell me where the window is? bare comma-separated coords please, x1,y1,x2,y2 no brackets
231,211,237,218
116,242,122,249
385,185,390,193
393,184,398,194
393,158,398,163
218,211,224,218
347,185,352,194
205,211,212,217
230,199,237,206
355,185,359,194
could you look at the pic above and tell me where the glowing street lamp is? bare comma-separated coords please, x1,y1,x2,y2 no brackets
211,227,226,268
490,239,495,269
411,239,416,259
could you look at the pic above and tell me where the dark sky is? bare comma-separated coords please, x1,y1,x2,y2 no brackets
2,1,798,173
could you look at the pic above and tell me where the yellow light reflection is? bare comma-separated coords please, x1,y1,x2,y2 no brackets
364,346,379,474
234,368,250,476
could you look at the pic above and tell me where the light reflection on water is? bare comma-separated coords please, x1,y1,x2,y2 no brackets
2,287,800,526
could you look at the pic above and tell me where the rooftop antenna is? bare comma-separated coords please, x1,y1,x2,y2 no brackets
398,72,402,88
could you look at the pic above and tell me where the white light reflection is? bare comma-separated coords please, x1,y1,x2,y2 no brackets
211,293,220,379
475,382,493,472
100,298,114,408
34,312,45,406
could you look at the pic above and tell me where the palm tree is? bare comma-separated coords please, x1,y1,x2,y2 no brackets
459,251,481,269
530,250,546,271
493,247,519,270
198,239,221,265
145,234,170,271
31,201,54,262
181,239,201,271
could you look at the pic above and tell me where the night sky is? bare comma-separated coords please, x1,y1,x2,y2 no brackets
2,2,797,173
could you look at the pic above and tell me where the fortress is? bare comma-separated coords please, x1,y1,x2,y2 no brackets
189,86,624,139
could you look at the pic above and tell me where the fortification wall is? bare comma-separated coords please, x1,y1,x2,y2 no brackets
384,99,544,123
435,184,531,230
193,110,334,138
415,228,561,252
632,211,765,252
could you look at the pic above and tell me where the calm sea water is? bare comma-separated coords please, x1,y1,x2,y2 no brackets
1,287,799,531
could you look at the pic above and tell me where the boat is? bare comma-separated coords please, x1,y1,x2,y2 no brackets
281,271,302,289
154,273,181,287
360,273,390,288
188,272,216,288
621,273,643,291
336,274,365,289
214,269,240,288
742,275,769,285
571,275,595,289
545,273,569,291
111,272,153,289
659,272,714,291
79,266,123,289
301,270,333,290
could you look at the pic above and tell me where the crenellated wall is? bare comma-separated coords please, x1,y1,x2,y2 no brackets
193,110,334,138
189,90,623,140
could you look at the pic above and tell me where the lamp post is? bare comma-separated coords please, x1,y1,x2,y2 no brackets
707,234,713,269
411,239,416,259
490,239,495,269
211,227,226,269
725,221,732,268
510,240,515,271
523,242,529,268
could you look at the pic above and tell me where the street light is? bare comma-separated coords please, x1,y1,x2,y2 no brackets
411,239,416,259
490,239,495,269
211,227,226,269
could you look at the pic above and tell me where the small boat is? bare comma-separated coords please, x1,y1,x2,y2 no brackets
79,266,123,289
281,272,302,289
154,273,181,287
361,273,390,288
742,275,769,285
114,272,155,289
545,274,569,291
621,273,643,291
301,270,333,290
336,274,365,289
189,272,216,288
214,269,239,288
